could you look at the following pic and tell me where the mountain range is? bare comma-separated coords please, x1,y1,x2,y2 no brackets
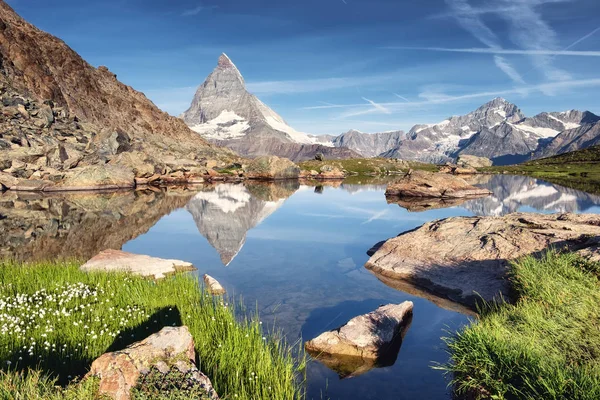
318,99,600,165
182,55,600,165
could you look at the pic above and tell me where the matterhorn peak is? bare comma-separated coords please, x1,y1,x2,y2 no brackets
218,53,237,69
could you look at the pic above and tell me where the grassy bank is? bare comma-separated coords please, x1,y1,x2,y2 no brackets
443,251,600,400
298,158,438,176
480,146,600,194
0,261,304,399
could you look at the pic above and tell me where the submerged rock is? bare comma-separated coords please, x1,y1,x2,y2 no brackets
385,170,491,198
245,156,300,180
365,213,600,309
81,249,195,279
305,302,413,377
203,274,225,295
87,326,219,400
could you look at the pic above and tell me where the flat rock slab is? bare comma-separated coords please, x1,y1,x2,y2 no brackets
81,249,195,279
386,196,472,212
305,302,413,371
385,170,491,198
87,326,219,400
365,213,600,310
203,274,225,295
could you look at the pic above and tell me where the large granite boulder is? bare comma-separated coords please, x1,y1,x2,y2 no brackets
81,249,195,279
87,326,219,400
305,302,413,377
457,154,493,168
48,165,135,191
245,156,300,180
108,151,155,178
365,213,600,309
385,170,491,198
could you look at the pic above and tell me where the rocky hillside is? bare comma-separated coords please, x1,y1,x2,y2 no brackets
0,1,237,190
181,54,359,162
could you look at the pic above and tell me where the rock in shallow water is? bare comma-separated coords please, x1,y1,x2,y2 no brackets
86,326,219,400
305,302,413,377
81,249,195,279
365,213,600,309
385,170,491,198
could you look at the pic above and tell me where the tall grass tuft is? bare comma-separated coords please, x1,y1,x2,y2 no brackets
440,250,600,400
0,260,305,399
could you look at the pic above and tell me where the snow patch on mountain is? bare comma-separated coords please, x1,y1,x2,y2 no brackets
189,110,250,140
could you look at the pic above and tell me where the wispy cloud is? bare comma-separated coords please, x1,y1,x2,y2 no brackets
494,55,526,84
393,93,411,102
438,0,573,82
181,4,216,17
362,97,391,114
246,73,396,95
303,78,600,117
384,46,600,57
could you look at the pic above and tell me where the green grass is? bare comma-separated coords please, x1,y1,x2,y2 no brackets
441,251,600,400
298,157,438,176
0,261,305,399
480,146,600,194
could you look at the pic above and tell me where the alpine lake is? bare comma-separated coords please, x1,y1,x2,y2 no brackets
2,174,599,400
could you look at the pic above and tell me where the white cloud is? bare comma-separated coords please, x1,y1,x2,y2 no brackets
246,74,395,95
494,55,526,84
385,46,600,57
362,97,391,114
182,4,217,16
303,78,600,118
439,0,573,81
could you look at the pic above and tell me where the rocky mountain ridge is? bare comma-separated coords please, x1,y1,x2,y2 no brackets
318,98,600,165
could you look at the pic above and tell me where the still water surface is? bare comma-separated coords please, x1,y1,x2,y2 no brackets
2,174,599,399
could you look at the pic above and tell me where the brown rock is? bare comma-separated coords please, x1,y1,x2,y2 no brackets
386,196,471,212
48,165,135,191
246,156,300,180
0,172,19,190
203,274,225,295
385,170,491,198
305,302,413,361
453,166,478,175
87,326,219,400
457,154,493,168
365,213,600,309
317,165,346,180
81,249,195,279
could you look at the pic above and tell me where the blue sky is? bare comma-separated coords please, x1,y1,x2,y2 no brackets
7,0,600,134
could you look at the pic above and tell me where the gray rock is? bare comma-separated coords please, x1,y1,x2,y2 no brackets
81,249,196,279
305,301,413,361
365,213,600,309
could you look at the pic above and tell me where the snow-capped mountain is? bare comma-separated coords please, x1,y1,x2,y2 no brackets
321,98,599,164
328,130,406,158
181,54,359,161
